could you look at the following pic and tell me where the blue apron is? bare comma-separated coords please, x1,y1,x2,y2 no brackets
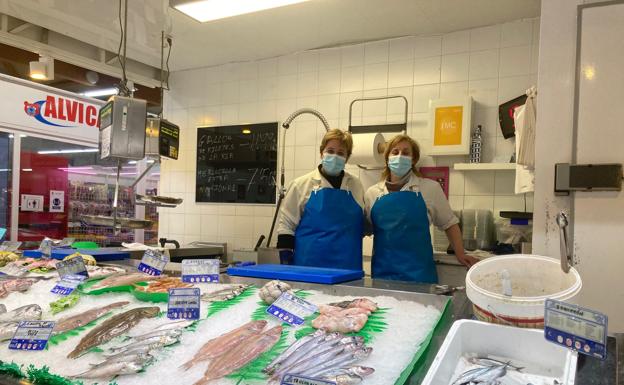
370,190,437,283
294,187,364,270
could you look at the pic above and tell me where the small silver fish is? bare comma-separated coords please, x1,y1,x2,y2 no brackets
103,345,154,360
70,360,144,379
272,332,342,375
468,357,523,371
452,364,507,385
264,329,326,374
325,374,363,385
130,328,182,342
201,284,251,302
108,335,179,354
91,352,153,367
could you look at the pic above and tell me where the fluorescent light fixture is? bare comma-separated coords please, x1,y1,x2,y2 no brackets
128,160,137,164
22,168,32,172
29,55,54,81
8,135,13,139
81,87,118,98
38,149,98,154
242,128,252,134
20,134,27,138
0,169,9,172
147,159,155,163
171,0,309,22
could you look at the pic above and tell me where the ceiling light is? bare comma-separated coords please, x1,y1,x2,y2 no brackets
38,149,98,154
22,169,32,172
81,87,119,98
242,128,252,134
29,55,54,81
171,0,309,22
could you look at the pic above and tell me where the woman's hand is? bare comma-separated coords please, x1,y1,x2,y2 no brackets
456,253,479,268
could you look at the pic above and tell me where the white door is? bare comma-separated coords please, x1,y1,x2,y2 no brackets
573,2,624,332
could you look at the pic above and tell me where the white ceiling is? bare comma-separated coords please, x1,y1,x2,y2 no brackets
169,0,541,71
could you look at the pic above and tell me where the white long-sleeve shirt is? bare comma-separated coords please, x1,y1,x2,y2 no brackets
277,168,365,236
364,174,459,231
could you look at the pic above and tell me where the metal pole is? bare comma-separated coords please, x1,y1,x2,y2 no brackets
10,134,20,241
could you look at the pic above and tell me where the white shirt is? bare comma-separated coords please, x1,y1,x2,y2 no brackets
277,168,365,236
364,173,459,231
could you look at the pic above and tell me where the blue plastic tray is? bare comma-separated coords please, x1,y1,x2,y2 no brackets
23,248,130,261
226,264,364,284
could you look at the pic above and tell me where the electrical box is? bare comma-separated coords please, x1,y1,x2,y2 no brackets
145,117,180,160
555,163,623,195
98,96,147,161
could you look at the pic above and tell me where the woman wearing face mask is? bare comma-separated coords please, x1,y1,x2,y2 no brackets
276,129,365,270
365,134,478,283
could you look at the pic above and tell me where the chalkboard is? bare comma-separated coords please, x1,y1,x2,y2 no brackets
196,123,278,204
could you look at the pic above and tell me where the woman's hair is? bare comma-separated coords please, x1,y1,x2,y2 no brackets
319,129,354,158
381,134,421,180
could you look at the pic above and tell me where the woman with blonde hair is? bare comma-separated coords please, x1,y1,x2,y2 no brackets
364,134,477,282
276,129,365,270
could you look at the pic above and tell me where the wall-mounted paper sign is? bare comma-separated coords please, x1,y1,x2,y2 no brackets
49,190,64,213
428,97,473,155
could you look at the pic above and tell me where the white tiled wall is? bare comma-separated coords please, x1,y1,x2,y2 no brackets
160,18,539,255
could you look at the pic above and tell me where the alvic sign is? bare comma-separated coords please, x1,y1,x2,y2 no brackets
0,74,103,144
23,96,99,128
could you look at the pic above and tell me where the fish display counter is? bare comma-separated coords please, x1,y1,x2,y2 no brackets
0,256,619,385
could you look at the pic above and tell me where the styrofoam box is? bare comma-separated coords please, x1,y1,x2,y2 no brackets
422,320,578,385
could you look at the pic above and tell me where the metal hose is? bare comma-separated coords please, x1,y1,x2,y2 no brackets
282,108,330,131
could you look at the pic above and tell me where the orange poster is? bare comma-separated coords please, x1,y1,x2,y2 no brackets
434,106,463,146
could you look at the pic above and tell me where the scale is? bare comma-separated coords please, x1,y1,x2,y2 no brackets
81,15,181,233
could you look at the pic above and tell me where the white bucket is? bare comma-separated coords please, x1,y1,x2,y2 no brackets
465,254,582,328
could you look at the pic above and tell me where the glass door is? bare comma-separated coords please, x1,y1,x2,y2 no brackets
0,132,12,241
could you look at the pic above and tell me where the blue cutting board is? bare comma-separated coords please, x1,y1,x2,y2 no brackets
23,248,130,261
226,264,364,284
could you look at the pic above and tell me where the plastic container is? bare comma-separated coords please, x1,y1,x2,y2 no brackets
421,320,577,385
466,254,582,328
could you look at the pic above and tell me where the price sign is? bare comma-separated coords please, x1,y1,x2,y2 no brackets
280,374,336,385
545,299,608,360
167,288,200,320
137,249,169,276
57,255,89,279
9,321,55,351
51,274,86,295
266,292,318,326
181,259,220,283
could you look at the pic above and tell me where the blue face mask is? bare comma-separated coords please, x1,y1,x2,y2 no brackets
388,155,413,177
321,154,346,176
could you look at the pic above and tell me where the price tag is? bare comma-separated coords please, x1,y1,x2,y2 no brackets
57,255,89,279
267,292,318,326
167,288,200,320
545,299,608,360
0,241,22,252
51,274,86,295
9,321,55,351
181,259,220,283
280,374,336,385
137,249,169,276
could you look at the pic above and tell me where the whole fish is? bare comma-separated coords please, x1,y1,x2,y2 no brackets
67,306,160,358
107,334,179,354
0,321,19,341
301,347,373,379
272,332,342,373
53,301,130,334
0,304,42,322
102,345,154,360
452,364,508,385
90,273,166,290
128,319,194,338
194,325,282,385
180,320,267,370
274,343,351,379
278,339,365,379
91,352,153,367
326,374,363,385
328,298,378,312
264,329,326,374
128,328,182,342
201,284,251,302
70,359,144,379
